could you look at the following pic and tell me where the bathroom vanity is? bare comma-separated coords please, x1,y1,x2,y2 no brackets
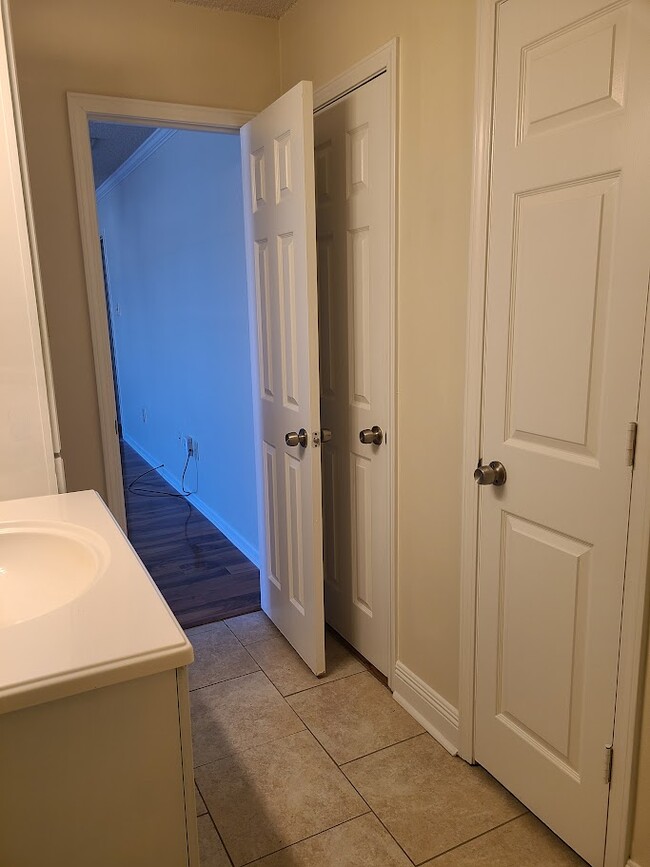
0,490,198,867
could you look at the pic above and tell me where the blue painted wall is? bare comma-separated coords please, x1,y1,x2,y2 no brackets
96,128,258,562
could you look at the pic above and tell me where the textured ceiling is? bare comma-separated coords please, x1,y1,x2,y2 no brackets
170,0,297,19
89,121,157,189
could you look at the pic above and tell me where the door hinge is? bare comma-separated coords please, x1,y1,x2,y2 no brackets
626,422,638,468
604,744,613,785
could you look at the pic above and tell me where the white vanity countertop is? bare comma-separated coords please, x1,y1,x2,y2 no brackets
0,490,193,714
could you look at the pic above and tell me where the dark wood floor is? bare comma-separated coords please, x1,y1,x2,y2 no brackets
121,441,260,629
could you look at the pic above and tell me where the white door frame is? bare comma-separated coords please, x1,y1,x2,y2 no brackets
459,3,650,865
313,38,399,686
67,92,254,530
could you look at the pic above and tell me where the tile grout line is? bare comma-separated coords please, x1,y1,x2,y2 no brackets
281,667,369,698
337,731,426,768
238,811,374,866
420,810,530,864
272,719,418,867
195,784,236,867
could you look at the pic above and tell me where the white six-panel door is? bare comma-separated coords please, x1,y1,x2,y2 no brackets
475,1,650,863
314,74,391,674
240,81,325,676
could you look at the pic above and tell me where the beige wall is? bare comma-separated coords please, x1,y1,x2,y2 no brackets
9,0,280,494
280,0,477,705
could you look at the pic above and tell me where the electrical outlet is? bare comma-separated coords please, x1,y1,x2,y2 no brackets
187,436,194,456
192,439,199,460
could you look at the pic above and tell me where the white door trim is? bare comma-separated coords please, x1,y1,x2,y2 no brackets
67,92,254,530
459,3,650,866
313,38,399,689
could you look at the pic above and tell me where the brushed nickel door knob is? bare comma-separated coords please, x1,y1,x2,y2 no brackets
285,429,308,448
474,461,507,486
359,426,384,446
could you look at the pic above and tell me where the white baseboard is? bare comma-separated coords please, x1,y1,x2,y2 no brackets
123,433,260,567
393,661,459,756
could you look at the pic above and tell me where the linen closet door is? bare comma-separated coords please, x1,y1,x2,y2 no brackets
474,1,650,864
241,81,325,676
314,73,392,675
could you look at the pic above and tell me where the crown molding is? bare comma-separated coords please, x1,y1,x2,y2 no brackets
96,128,178,202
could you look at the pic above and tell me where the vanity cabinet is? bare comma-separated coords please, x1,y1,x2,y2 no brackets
0,666,198,867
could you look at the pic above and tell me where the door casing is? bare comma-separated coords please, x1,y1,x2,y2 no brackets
459,2,650,865
67,40,398,686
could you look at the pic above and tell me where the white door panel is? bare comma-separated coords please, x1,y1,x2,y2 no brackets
475,1,650,864
315,73,391,674
241,81,325,675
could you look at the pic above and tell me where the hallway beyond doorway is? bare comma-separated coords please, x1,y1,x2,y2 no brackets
122,442,260,629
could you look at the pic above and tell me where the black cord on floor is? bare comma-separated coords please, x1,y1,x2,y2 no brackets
128,452,197,499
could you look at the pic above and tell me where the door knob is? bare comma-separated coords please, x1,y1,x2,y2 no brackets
321,428,332,444
285,428,308,448
474,461,507,486
359,426,384,446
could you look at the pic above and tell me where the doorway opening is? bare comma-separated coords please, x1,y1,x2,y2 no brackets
68,46,397,685
90,121,261,628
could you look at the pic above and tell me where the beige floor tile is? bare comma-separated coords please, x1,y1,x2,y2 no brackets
186,621,259,690
248,814,412,866
424,813,587,866
225,610,279,645
247,631,365,696
287,671,424,764
191,671,304,766
197,814,231,867
195,730,368,867
343,734,526,865
195,784,208,816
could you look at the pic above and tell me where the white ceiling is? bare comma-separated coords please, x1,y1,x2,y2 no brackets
170,0,297,19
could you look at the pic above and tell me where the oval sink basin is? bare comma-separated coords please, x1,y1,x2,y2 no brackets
0,522,109,627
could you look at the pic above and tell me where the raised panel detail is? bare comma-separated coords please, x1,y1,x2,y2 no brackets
250,147,266,212
506,176,618,456
518,9,628,141
346,123,368,197
322,447,338,588
315,141,333,205
348,227,371,408
254,239,273,400
277,233,299,410
285,453,305,613
351,454,372,616
317,234,335,398
274,130,292,204
498,514,591,767
263,443,280,589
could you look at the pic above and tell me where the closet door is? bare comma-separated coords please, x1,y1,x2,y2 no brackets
474,1,650,863
241,81,325,675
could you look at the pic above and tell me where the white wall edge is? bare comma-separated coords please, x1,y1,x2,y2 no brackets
96,128,178,202
393,661,459,756
123,433,260,568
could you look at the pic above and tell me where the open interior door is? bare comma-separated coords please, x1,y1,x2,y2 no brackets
241,81,325,675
